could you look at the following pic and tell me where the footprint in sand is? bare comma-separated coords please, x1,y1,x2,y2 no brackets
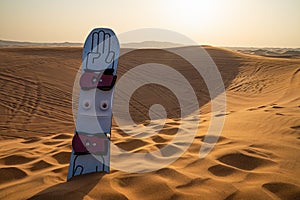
115,139,149,151
52,151,71,164
21,137,41,144
291,125,300,130
208,164,236,177
214,111,233,117
52,133,72,140
196,135,228,145
159,127,178,135
247,105,266,111
208,149,273,177
154,144,181,157
217,153,274,171
151,135,169,143
272,105,284,109
0,155,35,165
165,122,180,126
156,168,190,182
29,160,53,171
0,167,27,184
176,178,208,189
263,182,300,200
43,141,63,145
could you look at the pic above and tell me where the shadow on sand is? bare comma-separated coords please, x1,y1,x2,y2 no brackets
29,172,105,200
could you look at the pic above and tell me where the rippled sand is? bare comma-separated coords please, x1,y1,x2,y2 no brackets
0,46,299,200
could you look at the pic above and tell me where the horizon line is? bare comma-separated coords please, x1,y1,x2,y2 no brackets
0,38,299,49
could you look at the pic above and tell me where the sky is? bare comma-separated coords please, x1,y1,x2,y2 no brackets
0,0,299,47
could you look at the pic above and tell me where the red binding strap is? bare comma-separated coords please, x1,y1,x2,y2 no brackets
79,69,117,91
72,132,108,155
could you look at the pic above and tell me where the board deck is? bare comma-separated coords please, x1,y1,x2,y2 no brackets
67,28,119,181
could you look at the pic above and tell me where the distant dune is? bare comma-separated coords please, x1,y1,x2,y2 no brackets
0,39,82,47
2,39,299,58
228,47,300,58
121,41,185,48
0,46,299,200
0,39,185,49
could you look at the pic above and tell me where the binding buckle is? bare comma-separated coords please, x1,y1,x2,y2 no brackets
79,68,117,91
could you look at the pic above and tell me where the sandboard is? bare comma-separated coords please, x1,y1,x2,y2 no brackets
67,28,119,181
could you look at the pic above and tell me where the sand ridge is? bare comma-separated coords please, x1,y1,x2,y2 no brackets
0,46,299,199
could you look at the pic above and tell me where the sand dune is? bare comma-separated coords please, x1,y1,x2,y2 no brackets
230,47,300,59
0,46,299,199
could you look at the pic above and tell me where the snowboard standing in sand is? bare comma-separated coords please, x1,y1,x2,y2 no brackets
67,28,119,180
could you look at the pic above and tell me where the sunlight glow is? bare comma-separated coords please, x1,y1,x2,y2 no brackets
0,0,300,47
163,0,224,34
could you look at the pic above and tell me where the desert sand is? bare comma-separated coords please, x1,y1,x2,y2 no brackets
0,46,299,200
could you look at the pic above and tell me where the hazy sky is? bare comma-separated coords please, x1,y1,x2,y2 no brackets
0,0,299,47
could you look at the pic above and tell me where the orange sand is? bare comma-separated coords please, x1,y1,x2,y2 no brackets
0,46,299,200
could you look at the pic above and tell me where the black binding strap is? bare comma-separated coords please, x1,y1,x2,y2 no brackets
97,68,117,91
